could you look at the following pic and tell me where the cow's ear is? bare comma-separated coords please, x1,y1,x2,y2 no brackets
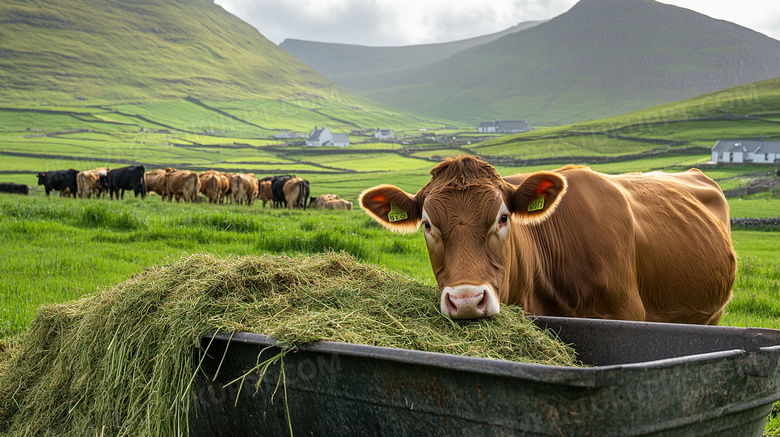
360,184,421,234
508,172,567,223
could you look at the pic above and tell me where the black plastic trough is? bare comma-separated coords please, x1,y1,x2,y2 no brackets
190,316,780,436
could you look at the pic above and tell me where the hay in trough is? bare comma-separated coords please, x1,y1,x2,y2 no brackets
0,252,580,436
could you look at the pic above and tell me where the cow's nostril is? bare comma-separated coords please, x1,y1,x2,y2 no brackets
444,292,458,317
476,291,488,313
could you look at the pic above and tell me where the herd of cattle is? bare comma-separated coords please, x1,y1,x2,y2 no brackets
0,165,353,210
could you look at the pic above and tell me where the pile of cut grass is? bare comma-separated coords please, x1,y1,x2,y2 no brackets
0,252,579,436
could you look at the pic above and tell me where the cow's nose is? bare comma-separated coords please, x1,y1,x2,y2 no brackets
445,291,487,318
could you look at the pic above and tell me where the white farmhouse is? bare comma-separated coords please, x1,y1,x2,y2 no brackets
711,139,780,164
477,120,531,133
307,126,349,147
375,128,395,140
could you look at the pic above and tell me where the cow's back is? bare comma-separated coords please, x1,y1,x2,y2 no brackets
146,169,168,197
612,169,735,324
515,167,735,325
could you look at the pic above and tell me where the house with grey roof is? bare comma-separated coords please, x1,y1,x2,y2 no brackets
375,128,395,140
306,126,349,147
477,120,532,134
711,139,780,164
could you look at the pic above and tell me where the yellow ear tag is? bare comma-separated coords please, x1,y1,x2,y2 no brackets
387,203,408,223
528,195,545,212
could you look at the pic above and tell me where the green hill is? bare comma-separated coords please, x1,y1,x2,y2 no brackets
0,0,333,104
298,0,780,126
467,76,780,166
279,21,544,91
0,0,454,183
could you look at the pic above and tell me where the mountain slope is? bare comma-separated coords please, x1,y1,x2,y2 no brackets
0,0,333,104
279,21,544,91
326,0,780,126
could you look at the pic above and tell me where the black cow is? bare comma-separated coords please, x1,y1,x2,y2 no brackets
103,165,146,200
0,182,30,195
36,169,78,197
270,175,294,209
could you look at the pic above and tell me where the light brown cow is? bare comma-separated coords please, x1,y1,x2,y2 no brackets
360,156,736,324
165,170,200,203
313,194,340,208
258,180,273,208
199,170,228,204
283,176,309,209
76,167,109,198
230,173,258,206
216,172,231,203
322,198,353,210
146,168,173,201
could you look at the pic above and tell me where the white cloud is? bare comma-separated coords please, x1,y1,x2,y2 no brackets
215,0,780,46
216,0,578,46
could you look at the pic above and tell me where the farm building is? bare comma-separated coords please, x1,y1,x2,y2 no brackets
306,126,349,147
711,139,780,164
477,120,532,133
375,128,395,140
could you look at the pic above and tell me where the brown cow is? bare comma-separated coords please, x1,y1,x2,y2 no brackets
314,194,340,208
199,170,225,204
146,168,173,201
282,176,309,209
216,172,231,204
76,167,109,198
360,156,735,324
258,180,273,208
230,173,258,206
165,170,200,203
322,198,353,210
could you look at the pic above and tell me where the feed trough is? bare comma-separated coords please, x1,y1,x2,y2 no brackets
191,316,780,436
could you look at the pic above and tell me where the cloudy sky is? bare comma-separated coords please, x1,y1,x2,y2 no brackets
215,0,780,46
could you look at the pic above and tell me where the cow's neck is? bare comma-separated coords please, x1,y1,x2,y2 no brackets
502,223,569,316
502,225,538,313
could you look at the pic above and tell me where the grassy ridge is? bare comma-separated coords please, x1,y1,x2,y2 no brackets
0,0,332,104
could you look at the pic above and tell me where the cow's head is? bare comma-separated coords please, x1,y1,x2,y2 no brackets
98,174,108,190
36,172,46,185
360,156,566,319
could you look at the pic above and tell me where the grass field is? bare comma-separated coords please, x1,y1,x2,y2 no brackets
2,187,778,338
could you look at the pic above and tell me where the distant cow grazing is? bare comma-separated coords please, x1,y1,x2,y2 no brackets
258,178,273,208
199,170,231,204
36,169,78,197
77,167,109,199
230,173,259,206
0,182,30,195
322,198,352,210
360,155,736,325
104,165,146,200
310,194,340,208
145,168,172,200
282,177,310,210
199,170,221,204
309,194,350,210
165,170,200,203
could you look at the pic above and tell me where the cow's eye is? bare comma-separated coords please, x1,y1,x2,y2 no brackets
422,221,431,230
500,214,509,224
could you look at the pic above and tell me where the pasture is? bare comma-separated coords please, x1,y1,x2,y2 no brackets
1,185,779,338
